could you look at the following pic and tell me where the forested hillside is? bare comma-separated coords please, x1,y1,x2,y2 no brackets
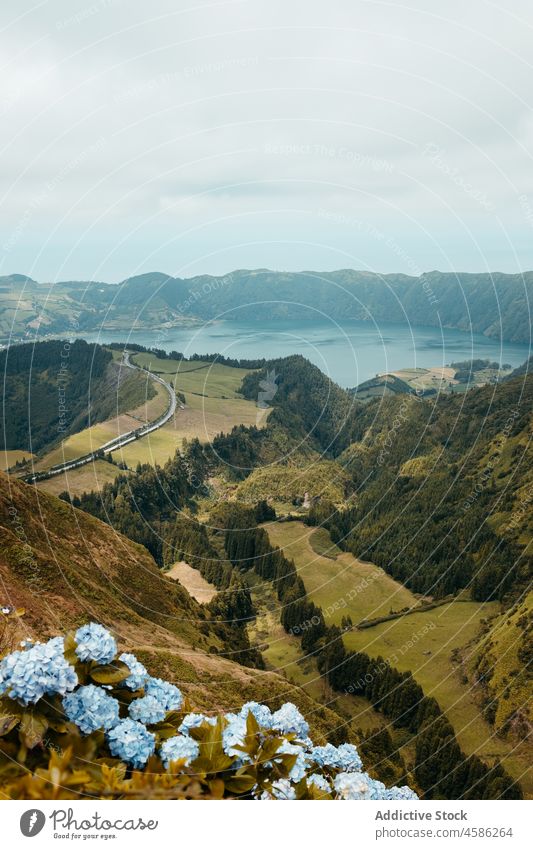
2,267,532,343
0,340,155,455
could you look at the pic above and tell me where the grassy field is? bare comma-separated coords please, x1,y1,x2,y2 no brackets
35,459,126,497
388,364,513,394
108,355,262,468
166,561,217,603
32,354,262,475
265,521,418,623
245,570,391,734
263,521,532,794
0,450,35,471
309,526,343,559
131,353,254,399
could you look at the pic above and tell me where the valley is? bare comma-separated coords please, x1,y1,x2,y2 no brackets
0,340,530,799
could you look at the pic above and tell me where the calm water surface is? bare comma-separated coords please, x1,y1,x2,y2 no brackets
75,319,531,388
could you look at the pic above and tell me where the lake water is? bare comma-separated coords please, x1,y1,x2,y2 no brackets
75,320,531,388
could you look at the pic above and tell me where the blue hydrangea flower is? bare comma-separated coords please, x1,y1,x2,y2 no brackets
179,712,217,734
261,778,296,800
307,773,331,793
276,740,307,782
107,719,155,769
160,734,200,769
309,743,341,769
309,742,362,772
239,701,273,728
222,714,248,758
334,771,388,800
384,785,418,800
119,652,148,691
63,684,120,734
129,695,166,725
144,676,183,711
336,743,362,772
0,636,78,705
75,623,117,664
271,703,309,739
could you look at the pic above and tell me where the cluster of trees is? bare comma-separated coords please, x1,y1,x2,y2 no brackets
106,341,266,369
450,358,511,383
241,355,358,456
218,503,306,606
71,446,204,563
161,506,262,667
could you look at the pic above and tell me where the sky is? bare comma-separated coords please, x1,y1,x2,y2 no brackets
1,0,533,282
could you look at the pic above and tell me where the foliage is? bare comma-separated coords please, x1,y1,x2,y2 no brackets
0,340,154,454
0,624,417,801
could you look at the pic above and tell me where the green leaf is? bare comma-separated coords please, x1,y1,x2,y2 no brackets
208,778,225,798
224,774,256,794
90,660,131,685
245,710,260,737
19,711,48,749
63,630,78,665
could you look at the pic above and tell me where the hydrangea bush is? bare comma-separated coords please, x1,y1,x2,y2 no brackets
0,623,418,800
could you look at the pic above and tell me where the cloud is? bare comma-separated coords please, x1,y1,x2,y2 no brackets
1,0,533,280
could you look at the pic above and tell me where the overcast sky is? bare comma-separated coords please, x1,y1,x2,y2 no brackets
1,0,533,282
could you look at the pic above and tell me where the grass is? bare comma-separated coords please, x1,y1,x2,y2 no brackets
35,355,263,473
264,521,418,623
262,521,532,795
166,561,217,604
35,459,125,497
309,527,342,559
245,570,390,735
131,353,254,399
0,450,35,471
35,382,168,470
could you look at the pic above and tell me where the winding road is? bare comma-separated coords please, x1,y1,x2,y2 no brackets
23,351,177,483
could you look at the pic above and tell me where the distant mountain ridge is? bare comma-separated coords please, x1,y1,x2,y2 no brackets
1,268,532,343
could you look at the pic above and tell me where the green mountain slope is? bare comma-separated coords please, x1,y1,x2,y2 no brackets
2,267,533,343
0,340,155,456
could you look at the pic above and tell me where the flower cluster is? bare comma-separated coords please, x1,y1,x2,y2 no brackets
179,712,217,734
63,685,119,734
160,734,200,769
310,742,362,772
129,695,166,725
144,677,183,711
107,719,156,769
0,637,78,705
270,702,310,739
119,652,148,691
75,624,117,664
0,624,419,801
